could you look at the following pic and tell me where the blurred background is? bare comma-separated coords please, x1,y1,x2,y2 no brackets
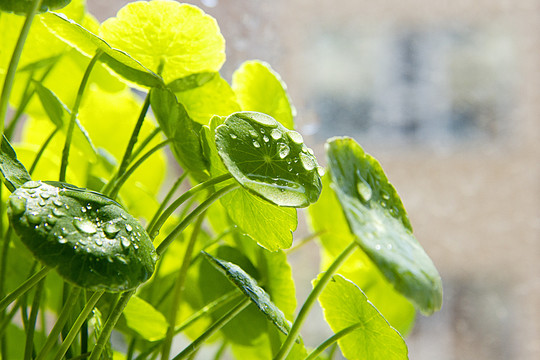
89,1,540,359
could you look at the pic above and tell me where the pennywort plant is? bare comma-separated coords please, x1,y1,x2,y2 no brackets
0,0,443,359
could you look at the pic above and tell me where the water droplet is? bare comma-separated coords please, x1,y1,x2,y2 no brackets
253,140,261,148
386,244,393,250
263,135,269,143
64,204,70,210
23,181,41,189
38,200,47,207
73,219,97,234
120,214,127,220
270,129,282,140
125,224,133,233
95,239,103,246
299,153,316,171
250,113,278,127
317,166,326,176
26,213,42,225
279,143,290,159
381,192,390,201
61,227,68,235
104,222,120,238
47,214,57,225
58,237,67,244
287,131,303,144
248,130,258,138
40,192,51,200
53,199,63,207
133,243,139,250
119,236,131,249
81,207,87,213
230,133,237,139
356,171,372,202
53,208,65,217
375,244,382,250
116,255,128,264
9,197,26,215
27,189,36,195
86,204,92,210
381,201,387,208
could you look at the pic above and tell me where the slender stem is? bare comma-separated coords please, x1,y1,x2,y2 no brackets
156,183,238,256
23,278,45,360
161,213,206,360
273,241,358,360
108,139,171,199
286,231,326,255
0,267,51,312
103,93,151,197
0,228,13,301
0,0,43,134
213,340,228,360
58,51,102,182
130,126,161,161
80,291,88,355
89,290,134,360
29,127,59,175
0,298,22,338
53,290,104,360
146,173,188,234
36,286,82,360
126,337,137,360
171,298,251,360
304,323,363,360
149,173,233,238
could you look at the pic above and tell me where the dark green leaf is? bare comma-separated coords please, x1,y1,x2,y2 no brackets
0,0,71,14
202,251,291,336
40,12,163,88
317,274,408,360
0,136,32,192
326,137,442,314
150,87,207,174
7,180,157,291
215,112,322,208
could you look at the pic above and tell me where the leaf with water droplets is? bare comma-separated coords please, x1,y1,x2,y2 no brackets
326,137,442,315
316,274,408,360
232,60,295,129
6,180,157,291
0,136,33,192
202,252,291,336
215,112,322,208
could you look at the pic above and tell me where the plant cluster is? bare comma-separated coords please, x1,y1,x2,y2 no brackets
0,0,442,359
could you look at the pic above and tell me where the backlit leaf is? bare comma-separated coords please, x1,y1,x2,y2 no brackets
123,296,168,341
0,136,33,192
326,137,442,314
317,274,408,360
232,60,295,129
99,1,225,84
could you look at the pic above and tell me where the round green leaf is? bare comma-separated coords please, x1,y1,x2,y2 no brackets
215,112,322,208
99,0,225,84
7,180,157,291
0,0,71,14
317,274,408,360
232,60,295,129
326,137,443,314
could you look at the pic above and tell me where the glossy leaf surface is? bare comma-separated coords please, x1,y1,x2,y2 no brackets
99,1,225,84
216,112,322,208
326,137,442,314
232,60,295,129
203,252,291,336
7,181,157,291
317,274,408,360
308,175,416,335
0,136,33,192
40,12,163,87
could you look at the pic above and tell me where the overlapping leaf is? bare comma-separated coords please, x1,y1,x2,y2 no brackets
326,137,442,314
317,274,408,360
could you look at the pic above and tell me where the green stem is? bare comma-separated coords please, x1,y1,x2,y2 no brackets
161,213,206,360
304,323,363,360
126,337,137,360
148,173,233,238
53,290,104,360
89,289,135,360
0,266,50,312
171,298,251,360
80,291,88,355
29,127,59,175
130,126,161,161
58,51,102,182
156,183,238,256
23,278,45,360
0,0,43,134
103,93,151,197
0,298,22,338
146,172,188,237
108,139,171,199
36,286,82,360
286,231,326,255
0,228,13,301
273,241,358,360
213,340,228,360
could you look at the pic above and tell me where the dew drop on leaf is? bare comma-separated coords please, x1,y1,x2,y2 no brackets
104,222,120,238
26,213,42,225
249,130,258,138
263,135,269,143
125,224,133,233
317,166,326,176
287,130,303,144
53,199,63,207
253,140,261,148
230,133,237,139
299,152,316,171
9,197,26,215
278,143,290,159
270,128,282,140
356,171,373,202
73,218,97,234
22,181,41,189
